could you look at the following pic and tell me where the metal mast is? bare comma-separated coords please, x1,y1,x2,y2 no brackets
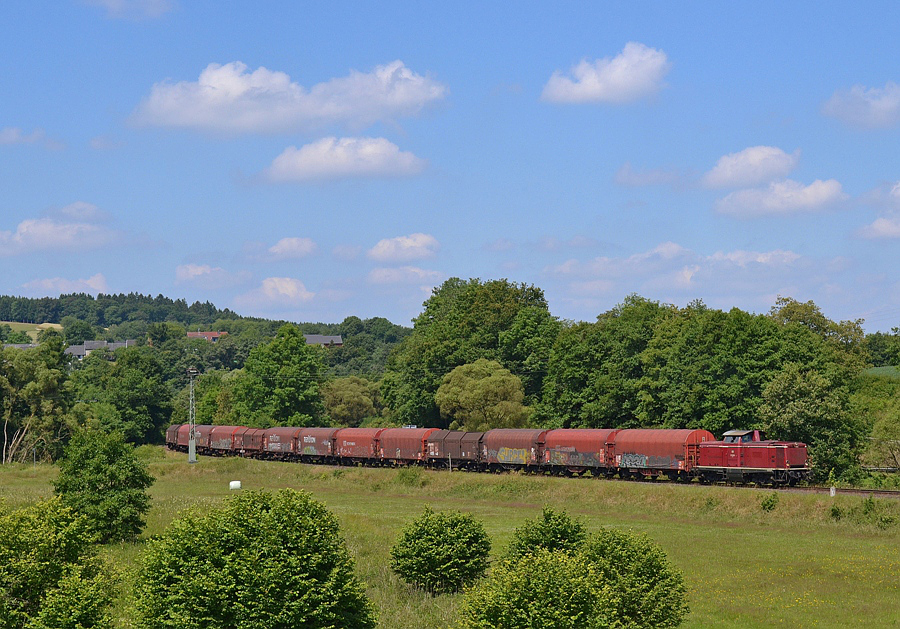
187,367,198,463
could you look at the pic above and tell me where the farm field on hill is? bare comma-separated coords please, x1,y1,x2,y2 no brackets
2,449,899,628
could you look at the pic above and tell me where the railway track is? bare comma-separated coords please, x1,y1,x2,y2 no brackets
781,485,900,500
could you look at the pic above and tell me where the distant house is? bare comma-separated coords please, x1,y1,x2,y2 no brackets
65,340,137,359
187,331,228,343
303,334,343,348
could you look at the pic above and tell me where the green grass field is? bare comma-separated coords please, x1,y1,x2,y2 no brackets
0,321,62,341
2,449,899,628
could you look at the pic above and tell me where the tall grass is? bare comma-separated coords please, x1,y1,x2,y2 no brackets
3,449,899,628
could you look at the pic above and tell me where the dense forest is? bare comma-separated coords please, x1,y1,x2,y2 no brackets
2,283,900,484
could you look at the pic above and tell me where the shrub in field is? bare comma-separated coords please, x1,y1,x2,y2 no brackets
135,489,375,629
457,549,616,629
582,528,689,628
0,498,112,629
503,506,586,560
53,429,154,543
390,507,491,594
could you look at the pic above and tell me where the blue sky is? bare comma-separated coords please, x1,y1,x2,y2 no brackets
3,1,900,330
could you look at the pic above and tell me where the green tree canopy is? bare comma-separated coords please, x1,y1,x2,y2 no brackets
323,376,380,426
390,507,491,595
503,506,587,560
135,489,375,629
435,359,529,432
53,429,154,543
759,363,863,480
231,324,326,427
384,278,551,426
0,498,112,629
457,549,616,629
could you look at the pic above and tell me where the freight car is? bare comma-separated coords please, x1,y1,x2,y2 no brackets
165,424,809,485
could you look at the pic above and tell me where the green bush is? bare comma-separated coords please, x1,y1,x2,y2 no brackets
761,492,779,512
582,528,689,628
390,507,491,594
503,506,586,560
0,498,111,629
135,489,375,629
53,429,154,543
457,549,616,629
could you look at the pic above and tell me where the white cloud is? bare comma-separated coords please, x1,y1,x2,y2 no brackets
21,273,108,295
0,217,118,256
235,277,315,308
615,162,681,187
0,127,44,145
548,242,809,312
56,201,109,222
175,264,250,289
703,146,799,188
132,60,447,133
85,0,174,19
858,218,900,239
542,42,670,104
368,266,442,285
268,237,317,259
823,81,900,128
0,127,63,150
368,233,439,262
264,137,426,182
708,249,802,266
715,179,846,217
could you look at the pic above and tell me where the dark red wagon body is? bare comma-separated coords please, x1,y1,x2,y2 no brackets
335,427,385,460
234,427,265,454
481,429,548,468
543,428,619,471
426,430,484,468
612,428,714,476
263,427,303,456
165,424,181,448
379,428,438,463
297,428,340,459
193,425,215,450
209,425,242,453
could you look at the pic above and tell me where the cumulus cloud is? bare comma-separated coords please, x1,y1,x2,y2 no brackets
703,146,799,188
542,42,670,104
368,233,439,262
0,216,119,256
0,127,63,150
21,273,108,295
55,201,109,222
132,60,447,133
368,266,442,285
235,277,315,308
0,127,44,145
85,0,173,19
715,179,846,217
264,137,426,182
614,162,682,187
823,81,900,128
858,218,900,239
175,264,250,289
549,242,809,311
268,237,317,259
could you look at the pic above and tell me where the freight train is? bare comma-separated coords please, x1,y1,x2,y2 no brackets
166,424,810,486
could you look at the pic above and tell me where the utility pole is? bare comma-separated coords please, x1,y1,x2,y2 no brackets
187,367,199,464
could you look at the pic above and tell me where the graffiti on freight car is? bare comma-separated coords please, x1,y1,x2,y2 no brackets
547,450,602,467
617,453,677,469
301,446,319,455
495,447,529,464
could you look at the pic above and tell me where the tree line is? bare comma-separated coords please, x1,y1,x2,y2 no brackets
3,280,900,481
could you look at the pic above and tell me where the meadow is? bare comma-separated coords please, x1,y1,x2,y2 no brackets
2,448,899,628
